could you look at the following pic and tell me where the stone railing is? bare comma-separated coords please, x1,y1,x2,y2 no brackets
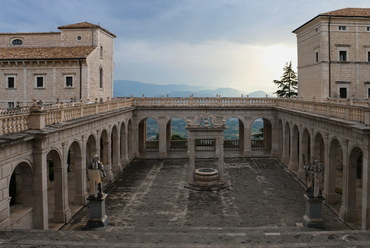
0,96,370,136
0,98,133,135
132,97,370,125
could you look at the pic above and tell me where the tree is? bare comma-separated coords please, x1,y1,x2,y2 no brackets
273,62,298,98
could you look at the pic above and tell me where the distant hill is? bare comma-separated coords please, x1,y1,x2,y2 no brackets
113,80,272,98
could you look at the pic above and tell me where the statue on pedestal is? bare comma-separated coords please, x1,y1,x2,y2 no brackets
87,154,106,198
304,159,324,198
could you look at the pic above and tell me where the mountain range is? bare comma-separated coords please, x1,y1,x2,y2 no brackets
113,80,272,98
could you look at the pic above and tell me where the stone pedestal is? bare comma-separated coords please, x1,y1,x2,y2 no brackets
86,194,109,228
303,194,324,229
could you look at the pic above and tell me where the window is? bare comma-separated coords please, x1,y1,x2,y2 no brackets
99,67,103,88
315,52,319,63
6,76,15,88
100,46,103,58
77,36,82,41
367,88,370,98
367,27,370,32
11,39,23,46
7,102,14,109
338,26,347,31
35,76,45,88
339,87,348,98
368,51,370,62
65,76,73,87
339,51,347,62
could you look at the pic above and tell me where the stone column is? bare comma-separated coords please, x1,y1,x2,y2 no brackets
216,137,225,181
120,129,129,166
188,138,195,183
323,136,337,204
289,125,299,171
54,144,71,223
361,147,370,230
74,154,87,206
281,122,290,164
339,140,357,222
158,116,167,159
103,138,113,182
270,120,279,157
112,131,122,173
297,126,306,180
243,117,251,157
33,148,48,229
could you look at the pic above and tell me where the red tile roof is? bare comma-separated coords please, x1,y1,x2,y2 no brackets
58,22,116,38
293,8,370,33
320,8,370,17
0,46,96,60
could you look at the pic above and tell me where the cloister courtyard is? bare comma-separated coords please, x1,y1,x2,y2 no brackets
63,158,349,231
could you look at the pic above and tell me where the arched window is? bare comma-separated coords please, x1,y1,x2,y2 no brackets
99,67,103,88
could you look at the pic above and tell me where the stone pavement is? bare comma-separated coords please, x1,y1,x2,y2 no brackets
1,158,370,247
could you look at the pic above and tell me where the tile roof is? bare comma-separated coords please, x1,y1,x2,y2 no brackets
293,8,370,33
0,46,96,60
58,22,116,38
320,8,370,17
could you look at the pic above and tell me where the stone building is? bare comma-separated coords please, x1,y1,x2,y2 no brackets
0,22,116,108
293,8,370,101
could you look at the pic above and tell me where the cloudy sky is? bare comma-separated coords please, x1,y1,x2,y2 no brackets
1,0,369,94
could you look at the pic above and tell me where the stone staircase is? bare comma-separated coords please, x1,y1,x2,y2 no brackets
1,226,370,247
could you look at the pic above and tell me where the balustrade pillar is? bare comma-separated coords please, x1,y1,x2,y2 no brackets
339,141,357,222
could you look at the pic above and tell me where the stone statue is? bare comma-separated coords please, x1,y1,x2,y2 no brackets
304,159,324,198
87,154,106,198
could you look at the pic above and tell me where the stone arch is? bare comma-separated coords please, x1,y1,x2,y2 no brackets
251,117,272,156
138,117,159,156
345,146,363,224
46,148,70,227
224,117,244,155
167,117,188,153
313,132,325,164
326,137,343,205
9,161,34,229
66,140,86,214
86,134,97,166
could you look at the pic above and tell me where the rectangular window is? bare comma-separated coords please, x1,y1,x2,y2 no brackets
35,76,44,88
315,52,319,62
367,27,370,32
368,88,370,98
339,26,347,31
100,45,103,58
7,102,14,109
339,87,347,98
368,51,370,62
99,67,103,88
6,76,15,88
339,51,347,62
65,76,73,87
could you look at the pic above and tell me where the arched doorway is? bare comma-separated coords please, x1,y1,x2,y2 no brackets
9,162,34,229
167,118,187,155
47,149,70,229
251,118,272,156
224,118,244,156
313,133,325,164
67,141,85,215
138,117,159,156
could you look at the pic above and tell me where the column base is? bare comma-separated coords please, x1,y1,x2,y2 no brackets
339,206,356,222
53,208,71,223
243,150,252,157
112,163,122,173
303,194,324,229
85,194,109,229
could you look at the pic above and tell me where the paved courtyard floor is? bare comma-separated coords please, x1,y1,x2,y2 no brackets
63,158,348,231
